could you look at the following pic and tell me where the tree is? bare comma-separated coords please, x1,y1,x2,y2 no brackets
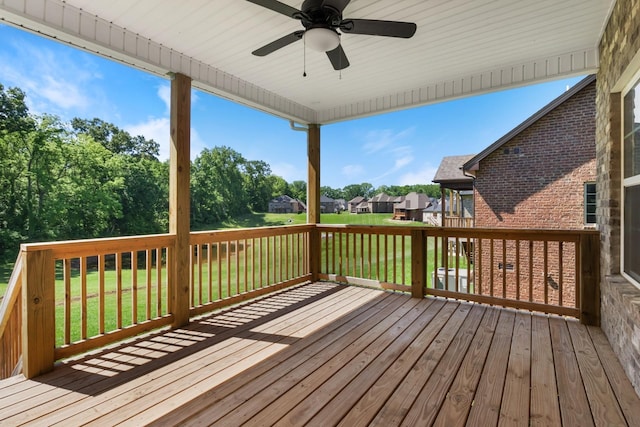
289,180,307,203
191,146,248,226
268,175,290,199
320,185,343,200
71,117,159,159
46,135,124,239
342,183,374,201
242,160,272,212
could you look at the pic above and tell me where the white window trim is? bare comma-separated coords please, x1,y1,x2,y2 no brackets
621,79,640,290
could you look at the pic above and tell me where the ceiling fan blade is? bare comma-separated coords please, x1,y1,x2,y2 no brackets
252,31,304,56
321,0,351,13
246,0,300,18
341,19,417,38
326,44,350,70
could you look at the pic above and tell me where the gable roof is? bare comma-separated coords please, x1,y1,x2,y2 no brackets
394,192,430,210
370,193,392,203
348,196,366,204
432,155,475,190
463,74,596,172
320,195,335,203
270,195,294,203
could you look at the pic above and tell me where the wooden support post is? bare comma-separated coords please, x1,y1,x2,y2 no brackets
307,124,321,281
22,248,55,378
169,73,192,328
579,232,600,325
307,124,320,225
411,229,426,298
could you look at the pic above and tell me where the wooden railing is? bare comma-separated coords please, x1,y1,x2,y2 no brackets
0,253,23,378
0,224,599,379
316,225,600,321
443,216,473,228
189,225,312,316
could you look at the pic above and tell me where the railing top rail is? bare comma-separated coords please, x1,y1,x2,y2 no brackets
315,224,415,236
190,224,314,244
424,226,598,242
21,233,175,258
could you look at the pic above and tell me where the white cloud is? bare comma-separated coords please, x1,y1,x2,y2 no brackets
341,164,364,178
125,117,170,159
271,162,305,182
158,85,171,113
398,164,439,186
0,38,106,117
362,127,415,154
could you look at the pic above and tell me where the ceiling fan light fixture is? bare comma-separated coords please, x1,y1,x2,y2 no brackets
304,27,340,52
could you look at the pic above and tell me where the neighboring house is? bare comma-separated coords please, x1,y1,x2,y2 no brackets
268,195,306,214
348,196,366,213
368,193,395,213
393,192,430,221
334,199,347,212
433,154,475,226
422,197,441,226
320,195,336,213
462,74,597,307
355,200,370,213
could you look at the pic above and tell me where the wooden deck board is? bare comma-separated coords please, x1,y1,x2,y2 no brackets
0,282,638,427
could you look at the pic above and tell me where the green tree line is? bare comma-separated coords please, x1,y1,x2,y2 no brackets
0,82,440,261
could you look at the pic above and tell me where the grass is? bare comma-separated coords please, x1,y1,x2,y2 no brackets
2,211,439,345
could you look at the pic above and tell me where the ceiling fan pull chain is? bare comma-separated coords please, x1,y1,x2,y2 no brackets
303,36,307,77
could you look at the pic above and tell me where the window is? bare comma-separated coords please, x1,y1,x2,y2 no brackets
584,182,596,224
623,84,640,286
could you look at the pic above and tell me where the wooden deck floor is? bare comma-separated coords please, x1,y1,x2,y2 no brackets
1,282,639,426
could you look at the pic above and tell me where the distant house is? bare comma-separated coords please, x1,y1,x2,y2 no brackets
422,197,441,225
268,195,306,214
355,200,370,214
334,199,347,212
348,196,366,213
433,154,475,226
368,193,395,213
393,192,430,221
320,195,336,213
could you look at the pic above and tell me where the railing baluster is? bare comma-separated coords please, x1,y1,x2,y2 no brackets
558,241,563,307
477,238,482,295
190,245,195,307
227,240,232,297
132,251,138,324
384,234,388,283
455,237,460,293
156,248,162,315
207,243,213,302
393,235,397,284
515,240,520,301
528,241,534,302
236,239,240,294
145,249,151,320
244,238,249,292
368,233,372,280
489,239,494,297
401,235,406,285
81,256,87,339
64,258,71,345
217,242,223,297
198,243,204,305
543,241,549,305
502,239,506,298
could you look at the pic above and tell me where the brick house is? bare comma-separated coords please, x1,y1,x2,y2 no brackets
268,195,306,214
392,192,430,221
462,75,597,307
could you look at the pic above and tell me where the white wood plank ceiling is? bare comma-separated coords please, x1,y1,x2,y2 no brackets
0,0,614,124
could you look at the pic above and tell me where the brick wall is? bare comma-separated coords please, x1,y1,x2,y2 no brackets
474,79,597,230
471,79,596,309
596,0,640,396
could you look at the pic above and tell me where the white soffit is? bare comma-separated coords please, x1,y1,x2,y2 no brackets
0,0,614,124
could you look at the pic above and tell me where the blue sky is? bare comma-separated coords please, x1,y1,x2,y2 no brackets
0,24,585,189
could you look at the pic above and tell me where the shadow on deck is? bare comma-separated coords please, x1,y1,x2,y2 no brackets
0,282,639,426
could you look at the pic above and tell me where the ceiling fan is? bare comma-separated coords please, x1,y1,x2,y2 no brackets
247,0,417,70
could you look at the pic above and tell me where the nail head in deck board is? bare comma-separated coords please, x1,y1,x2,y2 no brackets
466,309,516,426
529,315,562,426
567,321,627,426
549,316,595,427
